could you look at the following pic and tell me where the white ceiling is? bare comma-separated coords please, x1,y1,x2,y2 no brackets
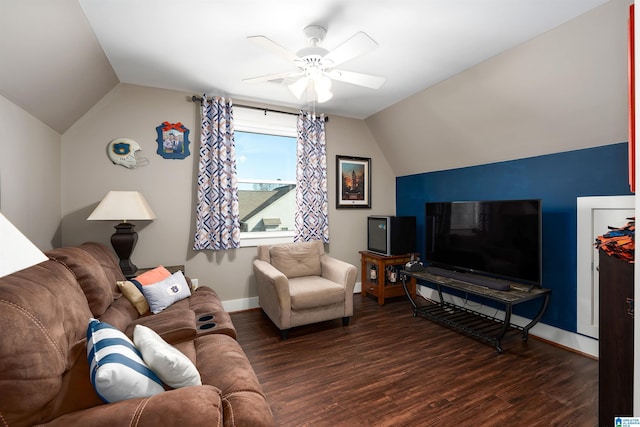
79,0,608,120
0,0,610,133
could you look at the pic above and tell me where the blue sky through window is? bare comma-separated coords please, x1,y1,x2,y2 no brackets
235,131,296,182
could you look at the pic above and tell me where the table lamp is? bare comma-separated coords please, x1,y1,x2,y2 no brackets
87,191,156,277
0,212,48,278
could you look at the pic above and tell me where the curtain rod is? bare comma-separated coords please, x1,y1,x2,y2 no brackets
191,95,329,122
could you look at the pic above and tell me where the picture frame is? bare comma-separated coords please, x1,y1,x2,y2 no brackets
156,121,190,159
336,155,371,209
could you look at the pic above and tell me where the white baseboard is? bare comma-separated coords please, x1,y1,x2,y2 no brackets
416,285,598,358
223,296,259,313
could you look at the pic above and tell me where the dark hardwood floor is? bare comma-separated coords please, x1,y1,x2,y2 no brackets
231,295,597,427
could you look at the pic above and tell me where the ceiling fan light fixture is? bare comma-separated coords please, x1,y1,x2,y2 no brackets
312,74,333,103
316,87,333,103
288,76,309,99
246,25,384,105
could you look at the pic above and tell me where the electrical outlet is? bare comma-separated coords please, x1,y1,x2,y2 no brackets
191,278,199,289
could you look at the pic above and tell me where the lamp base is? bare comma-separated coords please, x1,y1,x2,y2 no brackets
111,222,138,278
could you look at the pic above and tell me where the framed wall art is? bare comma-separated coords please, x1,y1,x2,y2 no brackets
336,155,371,209
156,121,190,159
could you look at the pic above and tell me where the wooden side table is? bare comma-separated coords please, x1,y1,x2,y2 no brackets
359,251,416,305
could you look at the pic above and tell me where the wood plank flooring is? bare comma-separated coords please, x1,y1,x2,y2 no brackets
231,295,597,427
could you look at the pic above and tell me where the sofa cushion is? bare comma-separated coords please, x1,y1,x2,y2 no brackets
46,246,117,317
133,325,202,389
46,385,224,426
141,270,191,314
126,308,197,343
98,293,142,333
194,334,275,426
269,241,321,278
117,280,150,315
87,319,164,403
289,276,345,309
0,260,95,426
78,242,127,284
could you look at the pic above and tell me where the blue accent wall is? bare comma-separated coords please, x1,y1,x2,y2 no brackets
396,142,632,333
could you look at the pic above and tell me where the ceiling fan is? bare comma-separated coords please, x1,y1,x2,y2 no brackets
243,25,386,103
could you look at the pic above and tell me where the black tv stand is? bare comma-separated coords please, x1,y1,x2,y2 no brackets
401,269,551,352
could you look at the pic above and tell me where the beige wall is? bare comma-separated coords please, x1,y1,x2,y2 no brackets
0,94,61,249
366,0,630,177
61,84,395,303
3,0,629,305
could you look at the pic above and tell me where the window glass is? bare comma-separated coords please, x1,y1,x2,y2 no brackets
233,107,298,245
236,131,297,233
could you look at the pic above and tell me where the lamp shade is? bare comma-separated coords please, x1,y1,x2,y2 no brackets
0,212,48,278
87,191,156,222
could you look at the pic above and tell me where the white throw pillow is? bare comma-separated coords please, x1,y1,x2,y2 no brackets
133,324,202,388
141,270,191,314
86,318,164,403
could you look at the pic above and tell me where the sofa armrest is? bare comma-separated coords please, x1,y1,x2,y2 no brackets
41,385,222,427
320,255,357,293
125,308,197,344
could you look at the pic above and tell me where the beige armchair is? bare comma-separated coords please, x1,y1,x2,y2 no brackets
253,240,357,339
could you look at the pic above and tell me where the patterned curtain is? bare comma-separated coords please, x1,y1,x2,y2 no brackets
294,112,329,242
193,96,240,250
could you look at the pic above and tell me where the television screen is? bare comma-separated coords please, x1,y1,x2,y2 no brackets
367,216,416,256
367,217,388,254
425,199,541,286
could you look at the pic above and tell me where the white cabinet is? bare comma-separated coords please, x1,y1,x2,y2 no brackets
576,195,634,339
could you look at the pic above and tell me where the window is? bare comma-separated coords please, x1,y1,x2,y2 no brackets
234,107,297,246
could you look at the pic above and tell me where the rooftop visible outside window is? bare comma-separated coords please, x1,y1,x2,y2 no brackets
235,130,297,239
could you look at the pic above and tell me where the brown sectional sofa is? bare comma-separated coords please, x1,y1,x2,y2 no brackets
0,242,274,426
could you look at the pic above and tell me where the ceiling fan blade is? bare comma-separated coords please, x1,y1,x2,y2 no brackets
247,35,299,63
328,69,386,89
242,71,302,84
323,32,378,67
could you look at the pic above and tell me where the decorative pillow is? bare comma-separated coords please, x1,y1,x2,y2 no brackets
135,265,171,285
116,280,150,315
133,325,202,388
86,318,164,403
141,270,191,314
130,279,144,292
269,242,321,278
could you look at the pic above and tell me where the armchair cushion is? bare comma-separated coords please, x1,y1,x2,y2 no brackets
269,241,321,278
289,276,345,309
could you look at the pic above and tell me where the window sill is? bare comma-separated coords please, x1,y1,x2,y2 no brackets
240,231,295,247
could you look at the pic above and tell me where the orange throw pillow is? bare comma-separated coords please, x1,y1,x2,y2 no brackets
135,265,171,285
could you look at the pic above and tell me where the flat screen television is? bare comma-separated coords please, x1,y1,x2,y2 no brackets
425,199,542,287
367,216,416,256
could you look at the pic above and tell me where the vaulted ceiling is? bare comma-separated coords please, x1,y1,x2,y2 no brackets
0,0,608,134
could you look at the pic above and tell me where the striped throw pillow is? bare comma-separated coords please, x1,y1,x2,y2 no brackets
87,318,164,403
